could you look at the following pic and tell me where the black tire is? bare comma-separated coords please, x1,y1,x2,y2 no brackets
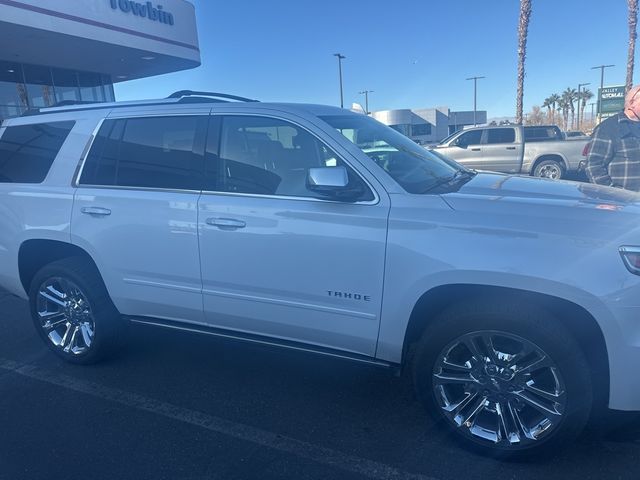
533,159,565,180
29,256,125,365
412,299,592,459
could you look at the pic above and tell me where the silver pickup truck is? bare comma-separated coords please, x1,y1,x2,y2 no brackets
431,125,589,179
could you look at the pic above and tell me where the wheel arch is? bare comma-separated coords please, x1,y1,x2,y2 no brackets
402,284,610,412
18,239,101,295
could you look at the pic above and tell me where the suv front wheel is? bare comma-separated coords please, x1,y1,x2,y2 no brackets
412,300,592,458
29,257,125,364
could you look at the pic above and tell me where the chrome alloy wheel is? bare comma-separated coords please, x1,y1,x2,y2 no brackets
432,331,567,448
36,277,95,355
538,164,561,179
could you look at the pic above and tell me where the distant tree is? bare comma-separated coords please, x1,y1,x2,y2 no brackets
516,0,532,124
627,0,638,92
549,93,561,124
525,105,546,125
557,96,569,130
542,97,553,122
562,88,577,130
580,89,594,129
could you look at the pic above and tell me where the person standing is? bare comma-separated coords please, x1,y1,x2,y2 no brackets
586,85,640,192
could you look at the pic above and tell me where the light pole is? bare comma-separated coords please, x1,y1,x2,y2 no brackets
333,53,346,108
589,102,596,123
359,90,373,114
577,82,590,130
466,76,485,126
591,64,615,122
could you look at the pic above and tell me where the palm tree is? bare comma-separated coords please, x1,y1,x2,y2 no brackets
549,93,561,125
580,89,594,127
627,0,638,92
562,88,577,130
542,97,553,123
557,96,569,130
516,0,533,124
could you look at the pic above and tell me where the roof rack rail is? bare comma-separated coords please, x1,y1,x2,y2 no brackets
167,90,259,103
50,100,98,108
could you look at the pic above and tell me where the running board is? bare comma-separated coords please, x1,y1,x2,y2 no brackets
128,317,396,370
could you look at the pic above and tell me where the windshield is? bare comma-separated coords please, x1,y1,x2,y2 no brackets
320,114,462,194
438,130,461,145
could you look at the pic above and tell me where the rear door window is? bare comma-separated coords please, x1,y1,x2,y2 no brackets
79,116,206,190
0,121,74,183
486,128,516,144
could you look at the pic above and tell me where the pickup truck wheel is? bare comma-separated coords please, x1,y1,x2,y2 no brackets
412,301,592,458
533,159,565,180
29,257,125,365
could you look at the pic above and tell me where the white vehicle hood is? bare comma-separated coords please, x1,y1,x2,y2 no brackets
440,172,640,241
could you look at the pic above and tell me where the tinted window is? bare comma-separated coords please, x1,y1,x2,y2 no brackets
80,116,204,190
412,123,431,136
487,128,516,144
210,116,372,200
524,126,562,142
0,121,74,183
456,129,483,146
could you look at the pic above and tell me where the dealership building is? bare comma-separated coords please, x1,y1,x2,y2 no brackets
371,107,488,144
0,0,200,120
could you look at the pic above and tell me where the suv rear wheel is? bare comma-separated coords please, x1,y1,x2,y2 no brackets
412,300,592,458
29,257,125,364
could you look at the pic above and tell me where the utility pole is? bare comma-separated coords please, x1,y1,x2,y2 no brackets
466,76,485,126
589,102,596,123
591,64,615,122
358,90,373,114
577,82,590,130
333,53,346,108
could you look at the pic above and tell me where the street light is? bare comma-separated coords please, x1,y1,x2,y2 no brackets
466,76,485,126
591,64,615,122
576,82,590,130
359,90,373,114
333,53,346,108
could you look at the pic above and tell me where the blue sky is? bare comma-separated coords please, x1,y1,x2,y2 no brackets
116,0,634,118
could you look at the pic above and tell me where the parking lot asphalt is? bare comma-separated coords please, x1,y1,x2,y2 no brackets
1,288,639,480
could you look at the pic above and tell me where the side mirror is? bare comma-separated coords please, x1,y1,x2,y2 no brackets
307,166,363,201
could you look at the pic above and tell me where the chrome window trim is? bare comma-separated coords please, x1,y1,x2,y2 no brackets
73,113,210,189
73,184,202,195
199,189,378,205
205,111,380,205
72,117,106,188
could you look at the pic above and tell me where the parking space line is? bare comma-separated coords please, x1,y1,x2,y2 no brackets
0,358,437,480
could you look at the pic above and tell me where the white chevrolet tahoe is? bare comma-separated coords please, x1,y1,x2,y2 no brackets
1,91,639,457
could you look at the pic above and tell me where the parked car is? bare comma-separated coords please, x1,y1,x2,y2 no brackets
432,124,589,179
1,92,640,458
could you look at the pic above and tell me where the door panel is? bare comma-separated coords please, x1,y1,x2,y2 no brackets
71,113,208,322
198,196,388,355
72,189,203,322
481,127,523,173
438,129,484,169
198,113,389,356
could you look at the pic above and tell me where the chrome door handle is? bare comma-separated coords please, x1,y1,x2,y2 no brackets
81,207,111,216
206,217,246,229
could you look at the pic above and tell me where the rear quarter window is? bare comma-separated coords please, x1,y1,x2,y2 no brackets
0,121,75,183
